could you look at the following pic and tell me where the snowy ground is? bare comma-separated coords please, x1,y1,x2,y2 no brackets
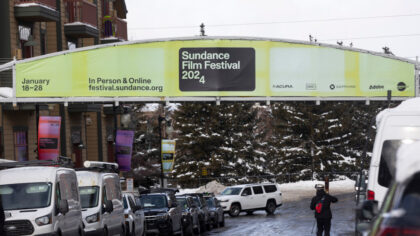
181,179,356,236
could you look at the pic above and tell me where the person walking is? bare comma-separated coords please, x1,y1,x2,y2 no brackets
310,184,338,236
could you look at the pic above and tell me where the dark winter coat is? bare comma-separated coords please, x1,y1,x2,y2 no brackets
310,189,338,219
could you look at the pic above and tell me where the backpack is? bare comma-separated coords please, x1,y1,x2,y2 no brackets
315,196,325,214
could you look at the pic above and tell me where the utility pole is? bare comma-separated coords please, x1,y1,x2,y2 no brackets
158,116,165,187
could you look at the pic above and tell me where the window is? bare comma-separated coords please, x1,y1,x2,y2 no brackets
399,173,420,216
378,140,415,187
241,187,252,196
14,128,28,161
253,186,263,194
263,185,277,193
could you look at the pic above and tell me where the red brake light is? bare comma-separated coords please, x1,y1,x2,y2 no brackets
378,227,420,236
367,190,375,200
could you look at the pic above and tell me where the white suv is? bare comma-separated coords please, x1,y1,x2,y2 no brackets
217,183,282,217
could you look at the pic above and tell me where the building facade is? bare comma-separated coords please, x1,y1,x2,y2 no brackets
0,0,128,167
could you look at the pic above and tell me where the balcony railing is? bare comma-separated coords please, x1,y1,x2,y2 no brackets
102,16,127,41
15,0,56,10
66,0,98,28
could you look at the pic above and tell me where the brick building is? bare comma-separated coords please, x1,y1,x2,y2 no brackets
0,0,128,166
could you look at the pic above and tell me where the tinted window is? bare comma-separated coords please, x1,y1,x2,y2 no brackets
176,197,188,210
263,185,277,193
378,140,415,187
399,174,420,216
206,198,215,207
140,195,168,209
242,187,252,196
253,186,263,194
221,187,242,195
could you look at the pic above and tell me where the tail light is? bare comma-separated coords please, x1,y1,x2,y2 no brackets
367,190,375,200
378,227,420,236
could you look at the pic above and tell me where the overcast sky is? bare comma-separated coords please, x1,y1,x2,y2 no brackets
125,0,420,60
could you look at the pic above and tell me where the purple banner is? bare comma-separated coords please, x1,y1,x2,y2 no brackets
116,130,134,171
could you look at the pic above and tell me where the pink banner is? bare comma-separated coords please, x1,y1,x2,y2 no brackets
38,116,61,160
116,130,134,171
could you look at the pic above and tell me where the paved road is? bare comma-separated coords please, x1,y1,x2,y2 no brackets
205,193,355,236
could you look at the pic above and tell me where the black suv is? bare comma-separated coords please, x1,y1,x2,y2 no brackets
176,195,201,235
204,194,225,228
181,193,212,232
139,189,183,235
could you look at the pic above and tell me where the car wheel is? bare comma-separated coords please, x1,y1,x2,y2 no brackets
219,214,225,227
265,200,276,215
229,204,241,217
79,227,85,236
213,216,219,228
131,225,136,236
121,224,126,236
199,220,206,233
103,227,109,236
193,224,201,236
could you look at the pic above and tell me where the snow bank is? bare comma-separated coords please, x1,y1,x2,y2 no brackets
178,178,355,202
178,180,226,195
280,178,355,202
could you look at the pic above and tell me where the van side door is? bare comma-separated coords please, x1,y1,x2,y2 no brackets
57,170,81,234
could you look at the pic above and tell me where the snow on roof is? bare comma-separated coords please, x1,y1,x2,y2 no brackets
15,2,56,12
64,22,97,30
0,87,13,98
396,140,420,182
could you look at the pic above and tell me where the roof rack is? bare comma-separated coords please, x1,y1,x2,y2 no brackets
0,156,74,170
75,161,119,173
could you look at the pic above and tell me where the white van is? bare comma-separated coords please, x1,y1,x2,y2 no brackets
0,164,84,236
76,161,125,236
367,97,420,206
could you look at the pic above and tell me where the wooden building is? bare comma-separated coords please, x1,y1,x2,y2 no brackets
0,0,128,167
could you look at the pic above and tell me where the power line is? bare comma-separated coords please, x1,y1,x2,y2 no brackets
129,13,420,30
321,33,420,41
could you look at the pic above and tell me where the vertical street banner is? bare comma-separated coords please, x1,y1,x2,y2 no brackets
161,139,176,174
38,116,61,160
116,130,134,171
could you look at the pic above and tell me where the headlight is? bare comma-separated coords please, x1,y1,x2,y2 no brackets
156,214,169,220
35,214,52,226
86,213,100,223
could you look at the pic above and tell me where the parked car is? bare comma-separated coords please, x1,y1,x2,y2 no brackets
204,194,225,228
176,195,201,235
217,183,283,217
366,97,420,207
139,189,183,235
358,141,420,236
76,161,125,236
0,158,84,236
181,193,212,232
123,191,145,236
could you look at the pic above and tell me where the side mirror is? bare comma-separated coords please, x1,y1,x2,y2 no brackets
171,202,178,208
132,205,142,212
357,200,378,221
58,199,69,215
103,200,113,213
241,192,249,196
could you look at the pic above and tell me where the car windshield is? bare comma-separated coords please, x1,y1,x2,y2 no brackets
140,195,168,209
192,197,201,207
221,187,242,195
79,186,99,208
0,182,52,210
176,197,188,210
206,198,215,207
